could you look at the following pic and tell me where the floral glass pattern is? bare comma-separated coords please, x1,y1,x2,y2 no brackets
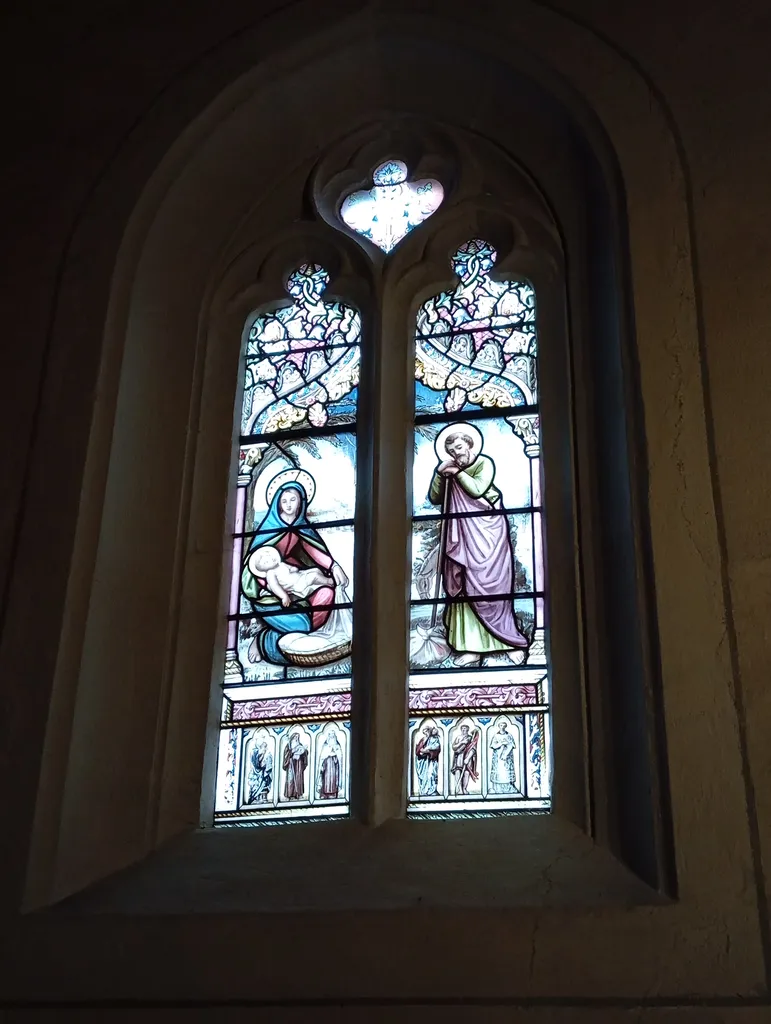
408,239,551,815
340,159,444,253
243,263,360,435
215,265,359,823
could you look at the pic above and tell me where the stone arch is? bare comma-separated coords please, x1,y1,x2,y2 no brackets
12,3,711,918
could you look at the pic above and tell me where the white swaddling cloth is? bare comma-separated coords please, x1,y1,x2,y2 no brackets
278,587,353,657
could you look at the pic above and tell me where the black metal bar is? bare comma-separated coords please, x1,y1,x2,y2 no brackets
234,517,356,540
406,704,549,714
240,422,357,446
410,591,543,607
414,320,534,341
245,339,359,360
412,506,540,523
408,662,547,676
228,603,354,622
414,404,538,426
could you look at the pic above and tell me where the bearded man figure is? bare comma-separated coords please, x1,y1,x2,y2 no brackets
429,425,528,668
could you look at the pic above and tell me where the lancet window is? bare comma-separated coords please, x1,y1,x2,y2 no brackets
215,264,360,822
408,239,549,814
214,158,552,824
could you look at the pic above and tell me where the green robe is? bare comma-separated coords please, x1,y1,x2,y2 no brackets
428,454,501,507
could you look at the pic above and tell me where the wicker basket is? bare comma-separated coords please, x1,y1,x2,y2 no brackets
283,640,352,668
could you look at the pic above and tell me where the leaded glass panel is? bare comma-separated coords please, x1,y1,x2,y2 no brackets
215,264,359,823
407,240,551,815
341,160,444,253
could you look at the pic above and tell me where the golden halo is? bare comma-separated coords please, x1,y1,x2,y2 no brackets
265,469,316,508
434,422,484,462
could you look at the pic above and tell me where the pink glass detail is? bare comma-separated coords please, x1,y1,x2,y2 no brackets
531,456,542,507
533,511,544,592
409,684,539,711
231,691,352,723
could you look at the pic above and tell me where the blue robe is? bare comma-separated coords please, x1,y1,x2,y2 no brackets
242,483,334,664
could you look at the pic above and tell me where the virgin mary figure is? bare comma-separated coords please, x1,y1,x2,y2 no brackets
242,471,350,666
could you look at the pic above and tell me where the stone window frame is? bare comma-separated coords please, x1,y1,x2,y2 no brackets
201,122,593,836
2,3,761,1003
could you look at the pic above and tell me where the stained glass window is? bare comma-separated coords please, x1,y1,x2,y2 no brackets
341,160,444,253
407,239,551,815
214,264,359,823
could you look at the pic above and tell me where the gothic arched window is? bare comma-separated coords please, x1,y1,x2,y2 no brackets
213,146,560,824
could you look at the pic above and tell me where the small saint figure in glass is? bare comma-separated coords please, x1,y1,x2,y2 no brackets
450,723,479,796
488,720,520,795
246,737,274,804
414,724,441,797
317,728,343,800
282,731,309,800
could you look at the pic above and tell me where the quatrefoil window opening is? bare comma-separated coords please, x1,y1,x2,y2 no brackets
340,159,444,253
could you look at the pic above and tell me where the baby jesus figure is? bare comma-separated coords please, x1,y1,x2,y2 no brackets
247,545,331,608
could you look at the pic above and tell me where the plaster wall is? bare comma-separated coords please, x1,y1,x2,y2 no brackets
1,0,770,1016
560,0,771,938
